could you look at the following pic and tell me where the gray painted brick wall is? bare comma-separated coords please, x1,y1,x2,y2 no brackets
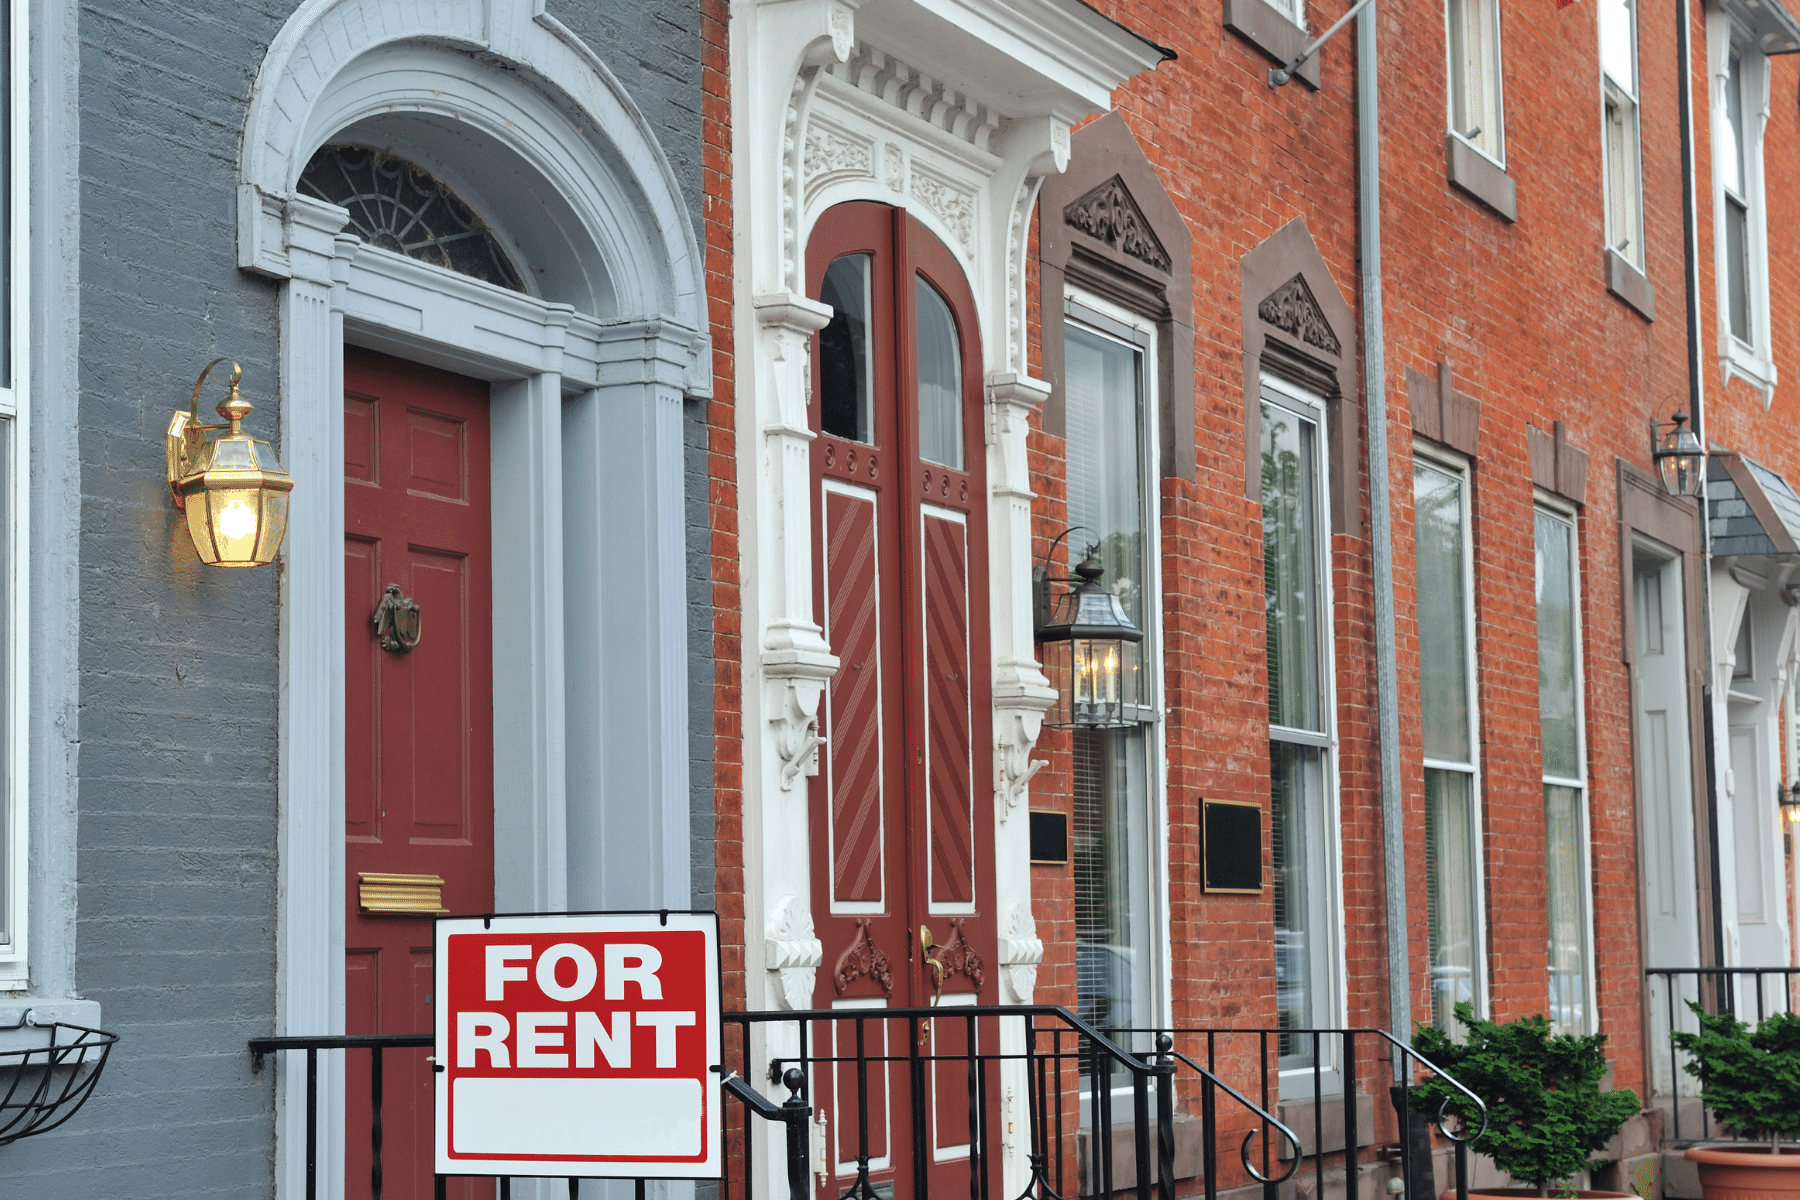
4,0,709,1192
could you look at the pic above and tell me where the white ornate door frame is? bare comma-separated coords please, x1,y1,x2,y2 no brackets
240,3,709,1195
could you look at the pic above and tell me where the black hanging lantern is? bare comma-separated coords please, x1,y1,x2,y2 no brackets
1780,781,1800,826
1650,411,1706,498
1035,532,1144,729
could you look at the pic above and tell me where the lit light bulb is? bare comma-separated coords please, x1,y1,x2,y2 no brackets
218,498,258,542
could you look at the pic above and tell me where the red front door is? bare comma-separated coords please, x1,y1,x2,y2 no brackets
344,347,495,1200
806,202,998,1200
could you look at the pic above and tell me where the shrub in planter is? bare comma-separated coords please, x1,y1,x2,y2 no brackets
1412,1001,1641,1198
1670,1002,1800,1153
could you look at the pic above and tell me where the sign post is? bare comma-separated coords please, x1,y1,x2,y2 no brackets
434,911,722,1180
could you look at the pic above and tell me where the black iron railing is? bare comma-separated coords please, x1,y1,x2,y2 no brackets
1119,1027,1488,1200
721,1005,1310,1200
1645,966,1800,1145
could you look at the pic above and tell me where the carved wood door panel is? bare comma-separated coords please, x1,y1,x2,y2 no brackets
805,202,997,1200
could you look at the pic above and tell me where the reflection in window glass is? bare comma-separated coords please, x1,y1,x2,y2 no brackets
1415,463,1471,763
1599,0,1634,88
1065,316,1156,1087
1447,0,1505,162
915,276,962,469
1272,742,1329,1067
1263,391,1334,1071
0,2,9,389
1064,326,1146,627
1536,507,1592,1035
1263,404,1322,734
1426,769,1478,1028
818,254,874,444
1723,53,1753,345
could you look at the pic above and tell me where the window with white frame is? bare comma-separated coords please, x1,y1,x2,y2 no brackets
1065,297,1163,1083
1709,15,1773,386
1263,378,1342,1075
1600,0,1644,266
1447,0,1506,164
0,0,28,990
1414,454,1486,1032
1536,503,1595,1035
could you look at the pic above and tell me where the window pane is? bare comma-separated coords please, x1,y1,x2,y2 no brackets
0,0,9,391
1272,741,1330,1067
1724,53,1746,196
1599,0,1634,90
1727,198,1752,344
915,276,962,469
1414,462,1471,764
1449,0,1504,161
1546,784,1591,1034
1065,325,1147,628
1605,92,1642,262
1425,768,1479,1030
818,255,874,444
1074,727,1153,1047
1535,510,1580,780
1262,401,1322,734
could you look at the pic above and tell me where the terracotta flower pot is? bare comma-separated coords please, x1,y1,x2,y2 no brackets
1685,1145,1800,1200
1437,1189,1635,1199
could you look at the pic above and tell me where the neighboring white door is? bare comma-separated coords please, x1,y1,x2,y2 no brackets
1633,547,1700,1098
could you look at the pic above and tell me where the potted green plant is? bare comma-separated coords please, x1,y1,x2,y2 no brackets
1670,1002,1800,1200
1412,1002,1641,1199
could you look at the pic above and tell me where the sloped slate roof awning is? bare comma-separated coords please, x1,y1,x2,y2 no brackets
1708,452,1800,560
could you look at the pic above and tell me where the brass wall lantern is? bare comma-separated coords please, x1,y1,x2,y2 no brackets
1650,411,1706,498
167,360,294,567
1034,527,1144,729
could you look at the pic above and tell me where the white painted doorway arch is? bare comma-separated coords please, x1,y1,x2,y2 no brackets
238,2,711,1196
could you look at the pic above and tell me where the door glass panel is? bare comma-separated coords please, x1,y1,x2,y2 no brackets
820,254,875,443
1262,403,1322,734
915,276,963,469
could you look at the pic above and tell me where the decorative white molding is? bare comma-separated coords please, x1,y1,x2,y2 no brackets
822,45,1002,152
765,894,825,1010
770,678,827,791
885,144,906,192
995,711,1046,817
998,903,1044,1003
804,117,876,201
910,167,977,248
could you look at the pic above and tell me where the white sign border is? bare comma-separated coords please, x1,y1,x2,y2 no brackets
433,910,723,1180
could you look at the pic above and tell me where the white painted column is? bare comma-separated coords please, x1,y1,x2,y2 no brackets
275,199,353,1200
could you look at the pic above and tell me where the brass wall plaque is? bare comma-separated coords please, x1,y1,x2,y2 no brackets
358,872,450,917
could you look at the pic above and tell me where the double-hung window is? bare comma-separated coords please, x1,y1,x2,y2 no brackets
1262,378,1342,1076
1721,50,1756,348
1414,454,1485,1031
1709,8,1776,390
1447,0,1506,163
1537,504,1595,1034
1600,0,1644,265
1065,296,1164,1081
0,0,28,990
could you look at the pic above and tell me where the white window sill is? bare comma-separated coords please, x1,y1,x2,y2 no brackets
1722,340,1777,405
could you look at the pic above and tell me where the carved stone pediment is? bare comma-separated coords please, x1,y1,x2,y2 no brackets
1062,174,1171,273
1257,273,1342,357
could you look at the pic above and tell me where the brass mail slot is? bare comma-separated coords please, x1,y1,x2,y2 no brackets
358,872,450,917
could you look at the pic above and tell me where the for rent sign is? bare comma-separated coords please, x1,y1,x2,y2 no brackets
433,912,722,1178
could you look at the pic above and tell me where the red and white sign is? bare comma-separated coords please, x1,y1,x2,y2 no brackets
433,912,721,1178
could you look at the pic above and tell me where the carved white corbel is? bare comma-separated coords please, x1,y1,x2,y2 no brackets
771,677,827,790
995,710,1046,817
765,893,825,1010
998,903,1045,1004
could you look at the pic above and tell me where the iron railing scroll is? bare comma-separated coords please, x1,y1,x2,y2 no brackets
1122,1027,1487,1200
0,1012,118,1147
1645,965,1800,1145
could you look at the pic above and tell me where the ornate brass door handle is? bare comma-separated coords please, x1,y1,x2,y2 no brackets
919,925,946,1046
372,583,422,653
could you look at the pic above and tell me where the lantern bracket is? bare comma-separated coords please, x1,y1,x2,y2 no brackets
1032,525,1097,634
167,358,246,510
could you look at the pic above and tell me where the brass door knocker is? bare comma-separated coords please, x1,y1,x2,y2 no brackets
372,583,423,653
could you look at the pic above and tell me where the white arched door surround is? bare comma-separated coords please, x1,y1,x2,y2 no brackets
732,0,1167,1195
240,2,710,1196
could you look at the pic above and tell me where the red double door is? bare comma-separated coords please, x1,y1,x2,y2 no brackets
344,347,495,1200
806,202,999,1199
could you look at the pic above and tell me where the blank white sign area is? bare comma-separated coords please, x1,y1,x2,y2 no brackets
453,1078,703,1157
